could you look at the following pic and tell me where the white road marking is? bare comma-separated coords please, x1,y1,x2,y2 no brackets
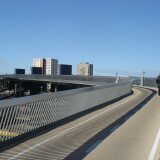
148,128,160,160
8,89,140,160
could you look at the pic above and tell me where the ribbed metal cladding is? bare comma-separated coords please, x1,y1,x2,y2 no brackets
0,81,133,143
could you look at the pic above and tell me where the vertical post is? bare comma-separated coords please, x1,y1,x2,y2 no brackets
115,73,119,83
2,79,4,90
14,82,17,97
116,73,118,78
55,84,58,92
41,86,43,94
8,81,10,95
20,81,22,96
140,71,145,86
143,71,145,86
47,83,51,92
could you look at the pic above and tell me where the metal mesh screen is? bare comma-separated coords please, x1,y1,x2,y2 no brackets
0,81,132,143
143,78,157,87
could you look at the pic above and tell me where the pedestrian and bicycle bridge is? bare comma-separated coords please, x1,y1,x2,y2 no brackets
0,75,159,160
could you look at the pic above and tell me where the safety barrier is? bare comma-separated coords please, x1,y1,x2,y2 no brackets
143,77,157,87
133,77,157,88
0,80,133,143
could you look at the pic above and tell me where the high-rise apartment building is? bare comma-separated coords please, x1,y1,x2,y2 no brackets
59,64,72,75
45,58,58,75
15,68,25,74
33,58,46,74
33,58,58,75
31,67,42,74
77,62,93,76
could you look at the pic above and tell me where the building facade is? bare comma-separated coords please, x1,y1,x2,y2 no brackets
15,68,25,74
33,58,46,74
33,58,58,75
31,67,42,74
45,58,58,75
77,62,93,76
59,64,72,75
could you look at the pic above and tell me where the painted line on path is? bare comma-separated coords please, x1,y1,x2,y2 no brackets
148,128,160,160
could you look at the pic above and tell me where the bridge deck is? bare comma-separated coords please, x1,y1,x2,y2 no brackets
0,87,159,160
85,88,160,160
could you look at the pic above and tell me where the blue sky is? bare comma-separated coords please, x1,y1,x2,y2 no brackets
0,0,160,77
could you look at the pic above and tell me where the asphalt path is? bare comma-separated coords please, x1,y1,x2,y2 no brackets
0,87,155,160
84,88,160,160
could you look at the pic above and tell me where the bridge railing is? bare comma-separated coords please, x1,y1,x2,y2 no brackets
0,80,133,143
132,77,157,88
143,77,157,87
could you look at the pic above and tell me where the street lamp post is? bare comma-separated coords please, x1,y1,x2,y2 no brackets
141,71,145,86
143,71,145,86
115,73,119,83
143,71,145,78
